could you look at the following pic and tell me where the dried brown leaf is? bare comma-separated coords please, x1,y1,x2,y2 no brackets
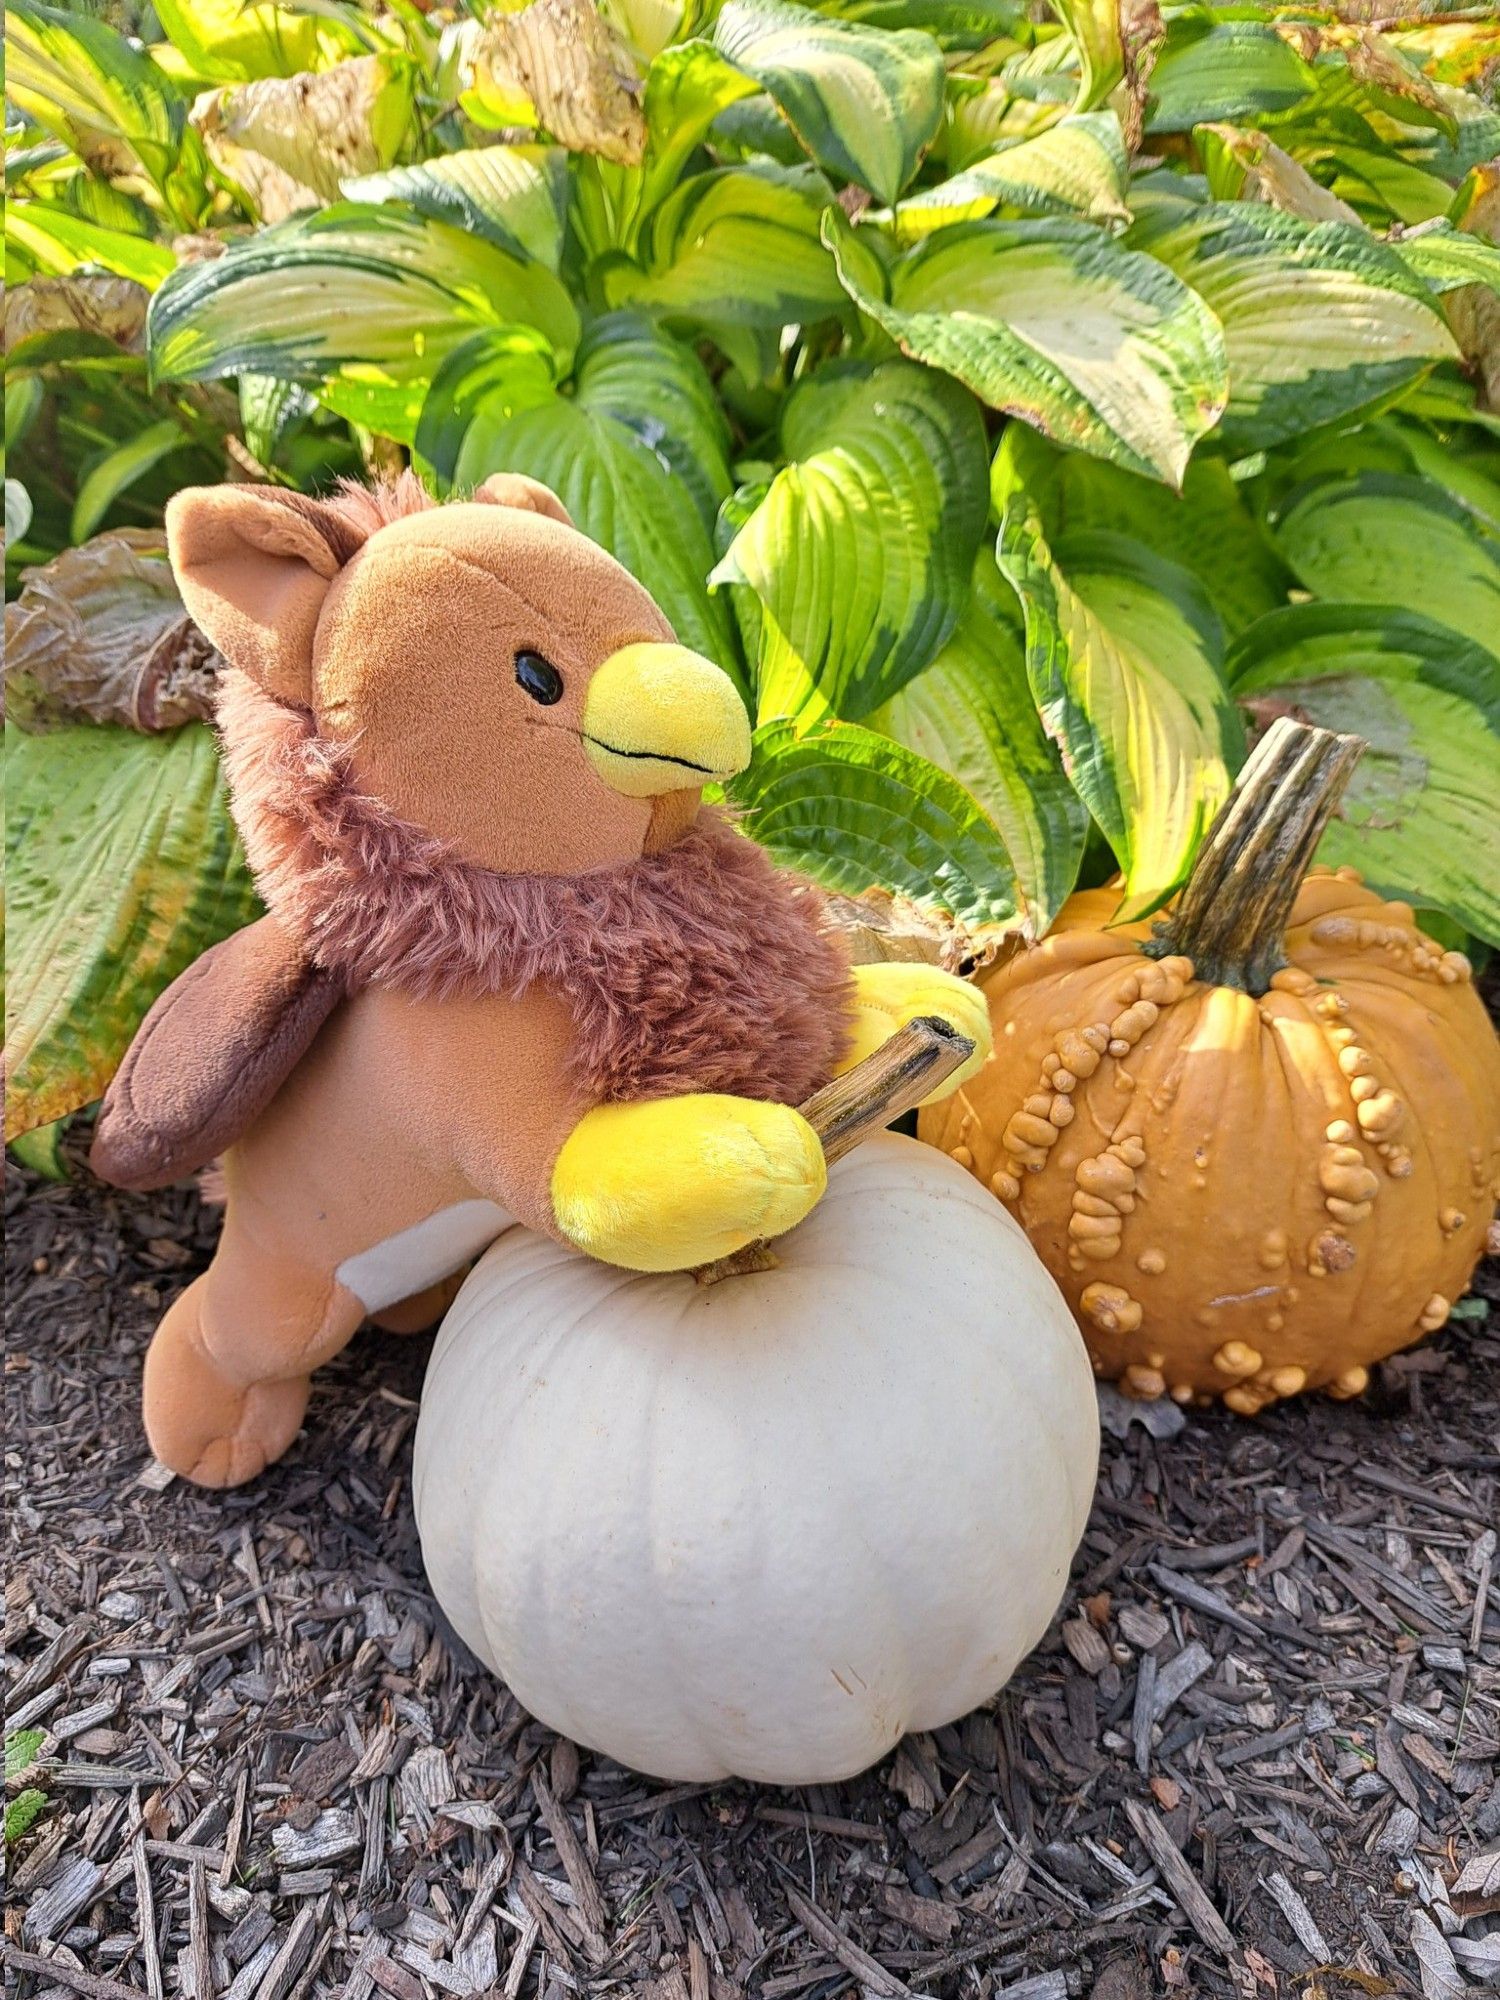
5,276,149,356
464,0,646,166
193,55,405,215
5,530,222,733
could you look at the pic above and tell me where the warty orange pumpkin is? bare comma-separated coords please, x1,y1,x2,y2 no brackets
920,718,1500,1413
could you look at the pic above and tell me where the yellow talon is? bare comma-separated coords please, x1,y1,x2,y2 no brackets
835,963,991,1102
551,1094,826,1272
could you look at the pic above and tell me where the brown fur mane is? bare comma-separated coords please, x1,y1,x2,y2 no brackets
215,670,854,1106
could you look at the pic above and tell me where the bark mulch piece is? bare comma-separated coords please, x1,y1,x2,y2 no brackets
5,1155,1499,2000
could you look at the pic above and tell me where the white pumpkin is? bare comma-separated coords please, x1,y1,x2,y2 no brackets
413,1133,1098,1785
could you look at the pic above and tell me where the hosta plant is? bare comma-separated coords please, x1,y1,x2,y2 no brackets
4,0,1500,1151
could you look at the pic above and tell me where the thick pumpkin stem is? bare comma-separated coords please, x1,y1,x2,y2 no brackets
695,1016,974,1284
1143,717,1364,996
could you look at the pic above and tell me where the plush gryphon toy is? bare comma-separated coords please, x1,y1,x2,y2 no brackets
91,474,990,1487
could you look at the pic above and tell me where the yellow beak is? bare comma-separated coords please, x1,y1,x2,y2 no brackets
582,642,751,798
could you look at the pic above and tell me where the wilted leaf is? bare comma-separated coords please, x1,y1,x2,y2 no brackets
712,358,990,722
4,274,149,355
999,500,1242,918
817,886,972,970
5,529,222,732
1271,470,1500,654
827,207,1227,487
713,0,945,205
461,0,647,166
5,721,261,1140
1196,124,1361,226
1230,603,1500,944
730,717,1026,931
872,549,1088,932
193,55,414,214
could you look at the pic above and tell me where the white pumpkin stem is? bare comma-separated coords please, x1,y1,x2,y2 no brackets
694,1016,975,1285
1143,716,1364,997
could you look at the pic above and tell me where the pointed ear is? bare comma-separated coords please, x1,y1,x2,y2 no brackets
165,486,349,707
475,473,574,529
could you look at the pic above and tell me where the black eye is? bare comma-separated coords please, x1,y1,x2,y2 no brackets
515,649,563,705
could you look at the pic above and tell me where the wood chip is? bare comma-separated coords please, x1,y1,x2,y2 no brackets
1122,1799,1239,1962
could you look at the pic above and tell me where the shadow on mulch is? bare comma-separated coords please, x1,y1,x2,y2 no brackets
5,1154,1498,2000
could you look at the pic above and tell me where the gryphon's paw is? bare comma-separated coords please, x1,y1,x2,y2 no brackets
836,962,991,1102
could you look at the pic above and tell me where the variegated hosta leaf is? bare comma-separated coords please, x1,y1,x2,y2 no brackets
1270,471,1500,656
1388,219,1500,296
999,501,1243,919
4,203,177,289
730,718,1025,931
1131,203,1457,454
826,209,1227,487
1047,0,1123,111
458,0,647,166
5,0,207,219
1145,18,1315,135
606,162,845,330
191,55,414,211
1229,605,1500,944
992,422,1290,639
887,110,1130,238
344,146,569,272
711,358,990,723
871,549,1088,933
4,720,261,1141
813,0,1025,54
148,203,580,444
421,318,741,683
712,0,944,205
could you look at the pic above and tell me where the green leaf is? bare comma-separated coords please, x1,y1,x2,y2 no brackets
8,1119,69,1179
4,203,177,289
730,717,1024,930
992,423,1291,639
1145,18,1315,136
711,358,990,723
605,162,845,331
4,0,208,221
71,419,185,543
1230,604,1500,943
5,1730,46,1782
888,110,1130,237
426,319,742,686
6,480,35,548
1132,203,1458,454
713,0,944,204
1389,218,1500,296
1048,0,1122,111
4,722,262,1142
5,1792,50,1850
148,202,579,444
343,144,569,272
415,328,561,488
811,0,1024,51
826,209,1227,487
998,500,1243,918
871,549,1088,931
1271,470,1500,655
151,0,341,82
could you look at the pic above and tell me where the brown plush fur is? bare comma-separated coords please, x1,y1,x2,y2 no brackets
216,669,850,1105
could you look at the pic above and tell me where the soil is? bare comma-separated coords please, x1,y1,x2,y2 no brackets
5,1154,1499,2000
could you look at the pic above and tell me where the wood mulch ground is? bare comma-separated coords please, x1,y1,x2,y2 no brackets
5,1154,1499,2000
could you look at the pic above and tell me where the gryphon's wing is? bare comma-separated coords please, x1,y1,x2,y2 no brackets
90,914,344,1191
